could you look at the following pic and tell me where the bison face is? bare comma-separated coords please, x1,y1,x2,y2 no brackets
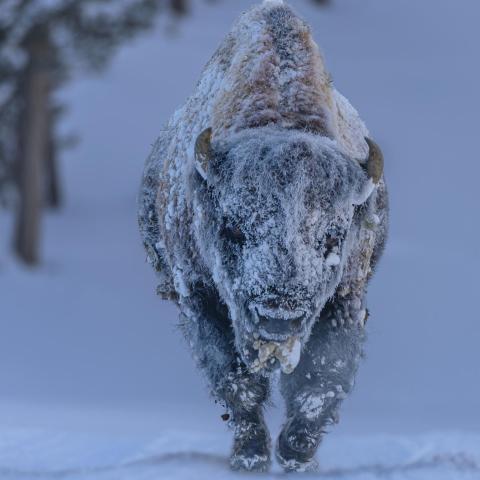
191,127,382,375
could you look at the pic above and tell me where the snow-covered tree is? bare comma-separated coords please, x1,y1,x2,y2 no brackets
0,0,179,265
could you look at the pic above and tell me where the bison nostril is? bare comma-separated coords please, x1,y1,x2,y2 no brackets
290,317,302,331
265,298,279,309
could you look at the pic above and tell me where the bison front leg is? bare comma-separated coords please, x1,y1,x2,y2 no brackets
277,296,366,472
179,290,271,472
222,369,271,472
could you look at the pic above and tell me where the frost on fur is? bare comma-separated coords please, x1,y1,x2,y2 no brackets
138,0,388,473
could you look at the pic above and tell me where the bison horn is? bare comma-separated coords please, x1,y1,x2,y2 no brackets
195,127,213,180
363,137,384,184
352,137,384,205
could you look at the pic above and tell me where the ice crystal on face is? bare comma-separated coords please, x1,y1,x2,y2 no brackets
326,252,341,267
276,338,301,374
251,337,301,374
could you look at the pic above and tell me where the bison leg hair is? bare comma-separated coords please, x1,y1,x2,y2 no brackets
179,288,271,472
277,296,366,472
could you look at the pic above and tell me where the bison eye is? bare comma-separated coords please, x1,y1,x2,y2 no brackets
324,235,339,252
222,224,246,245
315,234,340,256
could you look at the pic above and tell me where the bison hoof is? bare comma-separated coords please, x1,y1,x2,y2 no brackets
230,422,271,472
275,430,320,473
230,452,271,472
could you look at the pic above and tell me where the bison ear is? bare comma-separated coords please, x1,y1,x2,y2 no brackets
195,127,213,180
352,137,384,205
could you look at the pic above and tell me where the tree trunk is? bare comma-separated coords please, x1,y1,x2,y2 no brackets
45,108,61,209
14,28,52,265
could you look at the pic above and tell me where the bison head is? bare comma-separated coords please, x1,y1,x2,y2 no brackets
191,127,383,375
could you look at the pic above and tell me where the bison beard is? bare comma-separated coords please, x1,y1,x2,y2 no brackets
138,0,388,473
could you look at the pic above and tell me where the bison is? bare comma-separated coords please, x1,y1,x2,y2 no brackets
138,0,388,473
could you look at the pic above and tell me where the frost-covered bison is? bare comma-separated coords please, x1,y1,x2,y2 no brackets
139,0,388,473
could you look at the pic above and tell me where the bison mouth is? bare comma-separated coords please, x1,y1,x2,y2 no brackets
237,300,313,375
255,309,306,342
248,299,309,340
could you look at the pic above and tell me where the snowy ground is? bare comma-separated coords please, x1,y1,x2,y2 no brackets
1,0,480,478
1,429,480,480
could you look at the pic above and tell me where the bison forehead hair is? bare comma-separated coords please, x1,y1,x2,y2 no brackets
191,127,372,353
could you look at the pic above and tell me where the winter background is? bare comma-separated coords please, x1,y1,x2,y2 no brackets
1,0,479,479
